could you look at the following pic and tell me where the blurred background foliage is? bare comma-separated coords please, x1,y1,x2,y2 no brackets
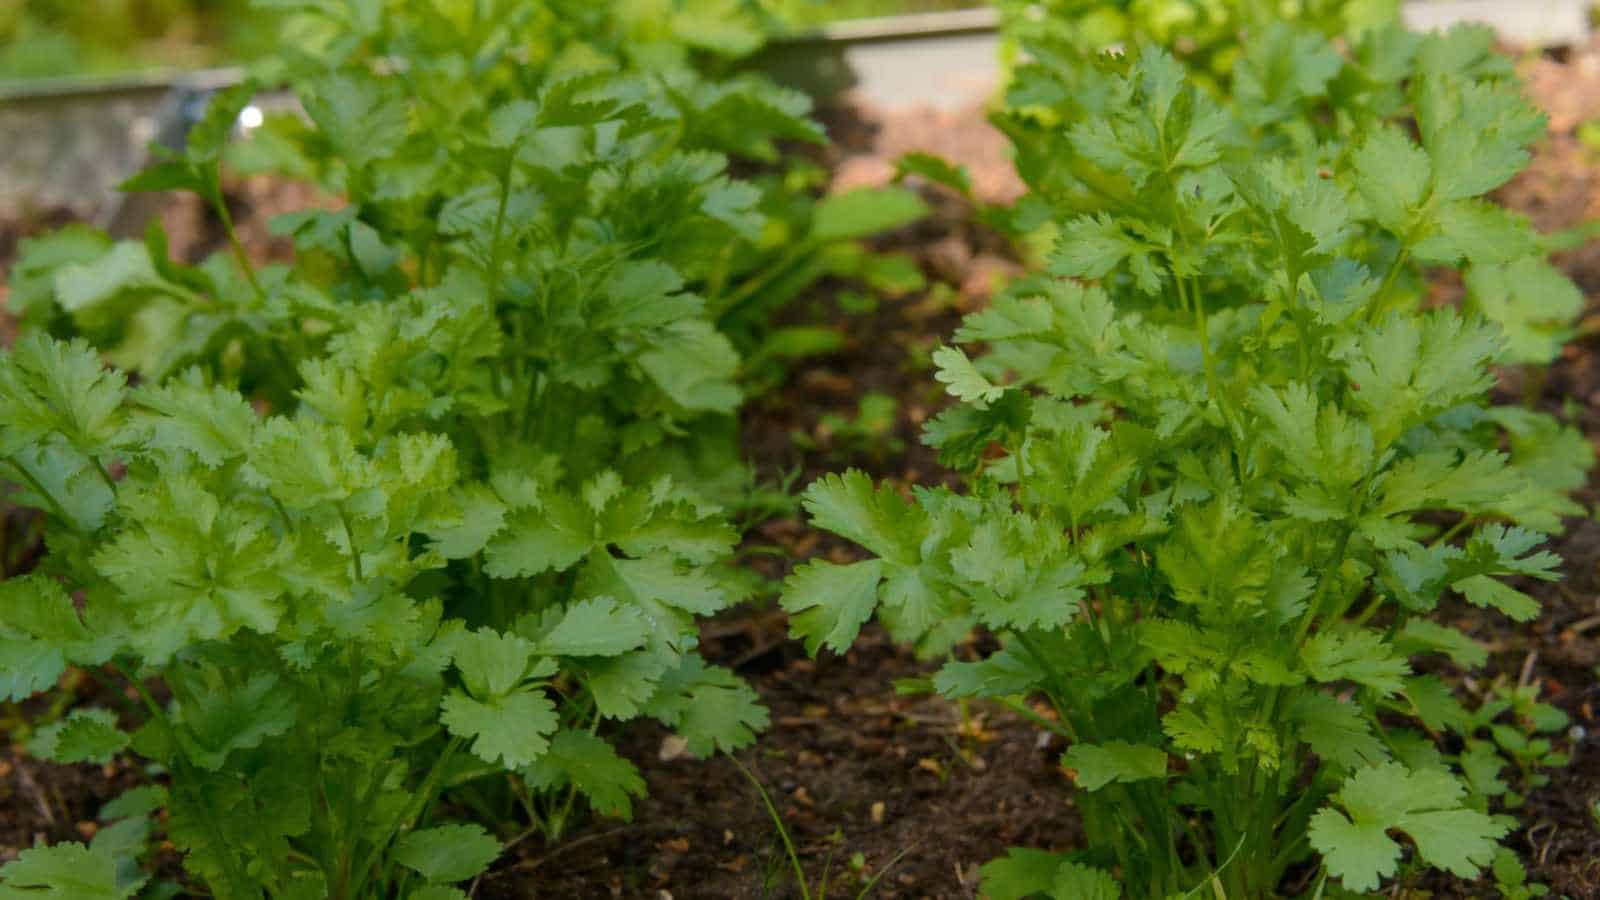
767,0,981,26
0,0,262,79
0,0,986,81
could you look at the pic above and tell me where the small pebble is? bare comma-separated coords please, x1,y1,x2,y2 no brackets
657,735,689,762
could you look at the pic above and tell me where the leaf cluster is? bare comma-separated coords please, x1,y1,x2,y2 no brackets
0,327,768,896
783,26,1584,900
997,0,1399,91
0,0,900,894
999,13,1584,373
12,0,928,497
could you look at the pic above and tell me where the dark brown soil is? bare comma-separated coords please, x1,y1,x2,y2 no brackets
478,628,1079,900
5,42,1600,900
0,746,145,852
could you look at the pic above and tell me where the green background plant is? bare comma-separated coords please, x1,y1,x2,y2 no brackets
0,0,988,81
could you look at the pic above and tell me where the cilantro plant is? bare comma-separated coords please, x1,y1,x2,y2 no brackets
1000,12,1588,370
241,0,930,423
13,0,926,500
0,325,768,895
0,1,880,890
997,19,1591,529
783,41,1580,897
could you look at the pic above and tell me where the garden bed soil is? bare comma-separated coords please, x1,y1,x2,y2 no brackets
6,43,1600,899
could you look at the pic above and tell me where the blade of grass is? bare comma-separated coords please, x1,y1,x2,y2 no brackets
728,752,811,900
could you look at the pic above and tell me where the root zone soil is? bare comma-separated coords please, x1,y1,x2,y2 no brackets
4,46,1600,898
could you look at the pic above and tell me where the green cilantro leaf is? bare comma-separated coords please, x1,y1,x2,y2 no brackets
647,655,768,757
441,689,558,769
393,824,502,884
535,598,650,657
1052,862,1120,900
1352,126,1431,234
933,648,1045,700
800,470,923,564
449,629,539,699
1302,629,1411,696
29,709,129,765
1309,763,1507,892
1395,620,1487,668
978,848,1071,900
1340,312,1500,447
522,730,647,821
0,841,143,900
0,575,109,701
1402,675,1472,733
1291,693,1390,769
933,345,1007,406
0,334,127,458
780,559,884,656
810,187,929,241
483,493,594,579
130,375,257,468
1062,741,1168,791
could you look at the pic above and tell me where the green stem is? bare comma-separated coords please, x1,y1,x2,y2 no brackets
349,736,465,900
1365,246,1411,325
1280,257,1314,383
91,457,117,494
112,661,166,729
1183,276,1242,449
117,662,261,898
1429,515,1476,549
485,155,514,302
1350,591,1387,628
1012,433,1033,513
338,505,364,583
211,188,268,304
511,774,544,836
1014,632,1097,741
2,459,76,527
1293,524,1354,645
549,782,580,842
995,695,1072,739
157,280,216,311
712,239,816,324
